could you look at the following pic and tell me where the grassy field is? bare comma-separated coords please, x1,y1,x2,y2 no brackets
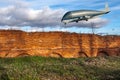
0,56,120,80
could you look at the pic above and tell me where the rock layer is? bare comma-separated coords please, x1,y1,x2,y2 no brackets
0,30,120,58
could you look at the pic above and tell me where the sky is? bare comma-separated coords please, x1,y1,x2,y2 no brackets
0,0,120,35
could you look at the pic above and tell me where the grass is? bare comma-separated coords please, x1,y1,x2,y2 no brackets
0,56,120,80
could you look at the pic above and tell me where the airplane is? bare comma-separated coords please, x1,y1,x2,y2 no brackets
61,3,110,24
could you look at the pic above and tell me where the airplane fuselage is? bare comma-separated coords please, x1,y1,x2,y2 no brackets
61,10,109,24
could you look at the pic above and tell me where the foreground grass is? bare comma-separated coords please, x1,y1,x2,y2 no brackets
0,56,120,80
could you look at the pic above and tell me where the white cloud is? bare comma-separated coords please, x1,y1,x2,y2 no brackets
0,25,21,30
0,1,108,31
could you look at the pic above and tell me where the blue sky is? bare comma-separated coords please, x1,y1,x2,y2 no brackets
0,0,120,34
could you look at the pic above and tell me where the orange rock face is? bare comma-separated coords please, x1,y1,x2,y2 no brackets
0,30,120,58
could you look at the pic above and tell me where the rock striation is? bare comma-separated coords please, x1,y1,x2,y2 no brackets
0,30,120,58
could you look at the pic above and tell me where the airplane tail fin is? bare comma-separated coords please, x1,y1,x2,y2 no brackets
104,3,110,12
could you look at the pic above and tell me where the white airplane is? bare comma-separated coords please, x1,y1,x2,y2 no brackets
61,3,110,24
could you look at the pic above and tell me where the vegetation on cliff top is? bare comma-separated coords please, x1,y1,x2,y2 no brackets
0,56,120,80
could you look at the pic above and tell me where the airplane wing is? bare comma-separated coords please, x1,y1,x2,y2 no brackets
66,16,91,23
91,14,105,19
70,16,90,22
91,15,103,19
68,18,80,23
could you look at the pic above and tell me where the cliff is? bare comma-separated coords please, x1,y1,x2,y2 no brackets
0,30,120,58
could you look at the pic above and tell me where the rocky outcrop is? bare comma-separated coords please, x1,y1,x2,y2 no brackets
0,30,120,58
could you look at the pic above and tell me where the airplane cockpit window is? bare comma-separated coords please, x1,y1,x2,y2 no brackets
63,12,71,19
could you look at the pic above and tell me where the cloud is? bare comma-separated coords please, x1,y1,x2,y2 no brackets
0,25,21,30
0,1,108,30
28,0,75,8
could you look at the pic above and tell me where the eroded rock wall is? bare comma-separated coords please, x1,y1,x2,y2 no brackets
0,30,120,58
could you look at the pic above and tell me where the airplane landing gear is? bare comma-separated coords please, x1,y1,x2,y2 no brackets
76,21,78,23
64,23,66,25
86,19,88,21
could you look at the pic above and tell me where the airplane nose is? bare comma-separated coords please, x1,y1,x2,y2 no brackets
61,17,64,22
61,20,66,23
61,19,63,22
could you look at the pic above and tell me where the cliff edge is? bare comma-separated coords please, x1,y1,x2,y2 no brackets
0,30,120,58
